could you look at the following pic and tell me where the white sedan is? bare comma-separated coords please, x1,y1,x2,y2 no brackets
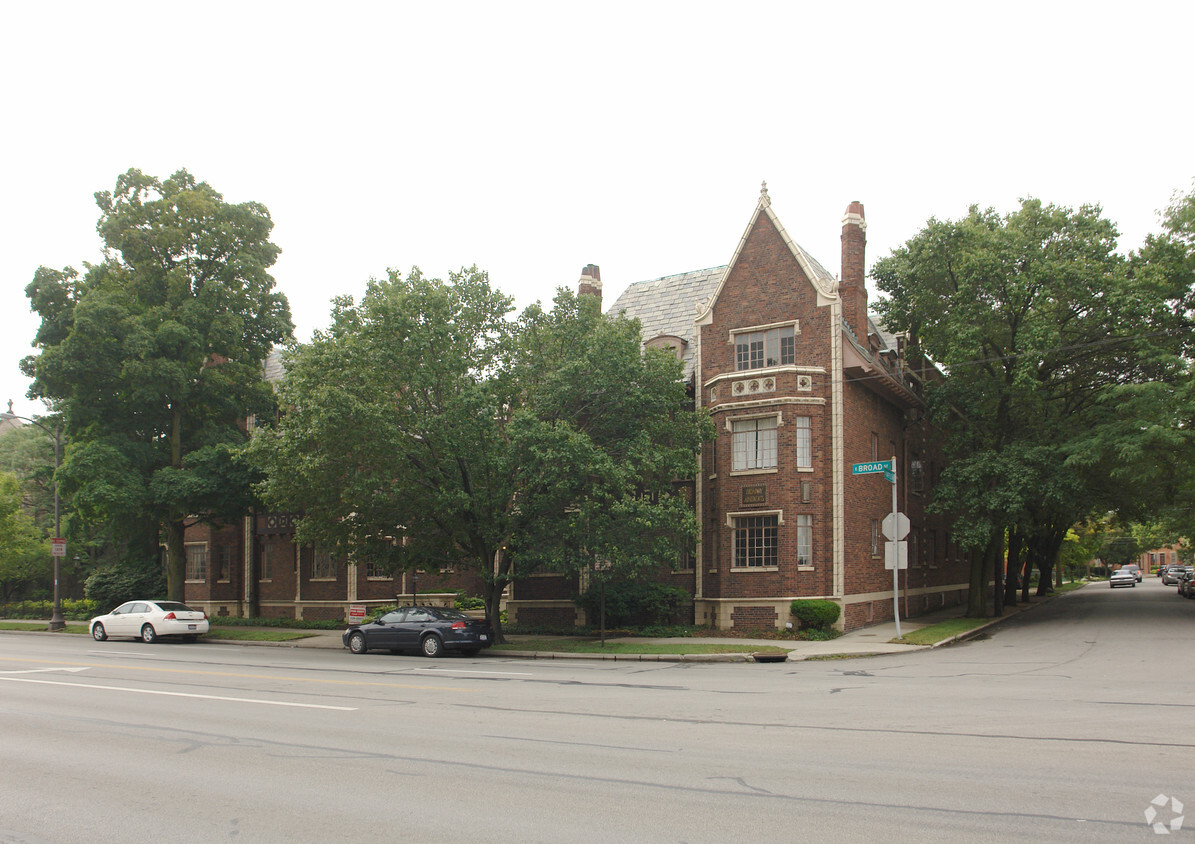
90,600,209,643
1109,569,1137,588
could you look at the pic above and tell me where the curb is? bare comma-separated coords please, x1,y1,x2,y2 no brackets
926,586,1077,648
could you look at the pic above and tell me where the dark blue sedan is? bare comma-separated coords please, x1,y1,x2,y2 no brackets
343,606,493,657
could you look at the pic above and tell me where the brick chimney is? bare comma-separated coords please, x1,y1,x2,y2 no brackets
840,202,868,342
577,263,602,308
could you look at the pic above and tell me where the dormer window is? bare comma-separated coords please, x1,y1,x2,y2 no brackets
733,323,796,371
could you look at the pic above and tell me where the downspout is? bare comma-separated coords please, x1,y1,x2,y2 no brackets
693,325,704,610
831,305,845,604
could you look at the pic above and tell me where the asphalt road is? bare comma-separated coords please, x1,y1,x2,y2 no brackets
2,578,1193,843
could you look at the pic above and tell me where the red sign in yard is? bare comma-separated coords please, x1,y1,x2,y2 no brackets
348,605,367,621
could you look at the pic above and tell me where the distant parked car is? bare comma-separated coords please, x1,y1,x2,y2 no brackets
343,606,493,657
1162,566,1193,585
90,600,209,643
1179,572,1195,599
1109,569,1137,588
1120,564,1142,582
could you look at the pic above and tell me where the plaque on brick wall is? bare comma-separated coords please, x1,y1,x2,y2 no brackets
259,513,297,534
741,485,767,505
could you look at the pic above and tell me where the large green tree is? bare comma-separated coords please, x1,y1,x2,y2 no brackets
23,169,293,600
0,471,47,602
873,198,1187,616
252,269,710,641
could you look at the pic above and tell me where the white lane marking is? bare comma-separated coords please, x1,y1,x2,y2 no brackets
0,677,357,710
0,667,89,675
409,668,532,676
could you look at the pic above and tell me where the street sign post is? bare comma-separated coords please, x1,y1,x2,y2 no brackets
852,458,902,636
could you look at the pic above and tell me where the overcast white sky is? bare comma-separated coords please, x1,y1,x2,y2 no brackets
2,1,1191,420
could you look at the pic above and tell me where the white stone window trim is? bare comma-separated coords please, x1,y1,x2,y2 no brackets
725,508,785,527
727,509,783,572
705,365,825,390
184,540,209,583
724,410,784,432
728,412,781,474
714,396,826,415
731,466,779,477
727,319,800,345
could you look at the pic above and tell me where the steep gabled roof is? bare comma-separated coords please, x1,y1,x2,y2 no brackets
604,266,726,381
696,183,839,326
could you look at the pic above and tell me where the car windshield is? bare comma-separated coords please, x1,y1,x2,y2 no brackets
155,602,197,612
429,608,470,620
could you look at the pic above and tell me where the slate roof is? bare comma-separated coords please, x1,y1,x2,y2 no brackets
263,348,286,383
604,266,726,381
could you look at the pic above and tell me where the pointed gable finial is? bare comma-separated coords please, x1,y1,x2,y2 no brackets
759,180,771,207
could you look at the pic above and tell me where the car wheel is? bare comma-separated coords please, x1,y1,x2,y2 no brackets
140,624,157,644
91,623,107,642
348,631,368,654
421,634,443,658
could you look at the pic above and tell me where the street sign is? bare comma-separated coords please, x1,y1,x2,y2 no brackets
51,538,66,558
852,461,889,475
881,512,910,541
884,541,908,570
883,468,896,483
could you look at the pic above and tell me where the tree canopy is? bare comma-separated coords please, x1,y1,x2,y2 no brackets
22,169,293,599
873,197,1191,615
0,470,47,602
252,268,712,641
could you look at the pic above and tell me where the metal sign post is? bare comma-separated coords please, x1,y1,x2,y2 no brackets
852,458,904,638
889,456,900,638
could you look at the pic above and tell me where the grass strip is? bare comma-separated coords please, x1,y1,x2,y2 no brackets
891,617,991,645
491,638,789,655
203,628,316,642
0,621,89,634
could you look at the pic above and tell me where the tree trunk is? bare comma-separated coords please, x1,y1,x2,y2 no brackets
165,514,186,602
1037,530,1065,596
485,579,506,644
967,532,1001,618
1005,529,1023,607
165,403,185,602
1020,538,1037,603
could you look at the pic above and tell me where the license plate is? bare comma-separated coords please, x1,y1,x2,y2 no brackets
480,634,488,641
187,624,197,630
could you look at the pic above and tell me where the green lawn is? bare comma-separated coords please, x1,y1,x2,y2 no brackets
891,617,991,645
0,621,315,643
491,638,790,655
0,621,89,634
203,628,318,642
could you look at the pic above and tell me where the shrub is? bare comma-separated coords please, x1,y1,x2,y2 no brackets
454,592,486,611
790,599,841,630
84,564,167,612
575,580,692,628
0,598,97,620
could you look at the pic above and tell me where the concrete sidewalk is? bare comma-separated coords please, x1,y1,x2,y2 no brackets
215,593,1057,661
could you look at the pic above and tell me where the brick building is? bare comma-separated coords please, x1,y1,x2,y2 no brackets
185,186,967,631
506,186,967,631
